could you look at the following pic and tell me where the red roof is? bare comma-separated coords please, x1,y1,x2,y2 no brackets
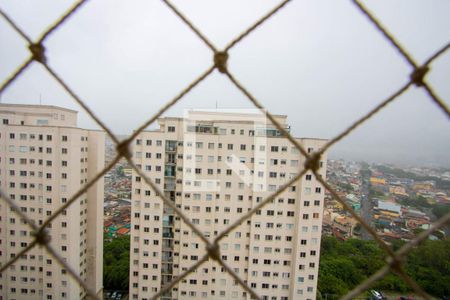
117,227,130,235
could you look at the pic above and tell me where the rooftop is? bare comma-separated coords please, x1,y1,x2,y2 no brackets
0,103,78,113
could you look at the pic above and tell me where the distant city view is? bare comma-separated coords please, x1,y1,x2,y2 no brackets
1,1,449,299
102,133,450,300
1,104,449,300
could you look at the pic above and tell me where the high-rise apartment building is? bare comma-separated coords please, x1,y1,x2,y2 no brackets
0,104,105,300
130,111,327,300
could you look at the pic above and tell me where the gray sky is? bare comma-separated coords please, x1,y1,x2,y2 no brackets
1,0,449,167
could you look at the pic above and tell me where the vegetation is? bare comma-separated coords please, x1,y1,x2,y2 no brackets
397,195,431,209
369,187,385,199
432,204,450,219
432,204,450,231
337,182,354,193
115,165,125,177
104,235,130,291
376,165,450,190
318,236,450,299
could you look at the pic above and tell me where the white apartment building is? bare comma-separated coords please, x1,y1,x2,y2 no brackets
130,111,327,300
0,104,104,300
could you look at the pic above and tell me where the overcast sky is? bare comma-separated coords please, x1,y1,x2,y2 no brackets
1,0,449,167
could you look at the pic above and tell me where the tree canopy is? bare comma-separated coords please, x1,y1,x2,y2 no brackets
318,236,450,299
104,235,130,291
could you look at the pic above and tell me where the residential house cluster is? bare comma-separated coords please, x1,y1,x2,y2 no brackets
323,159,449,242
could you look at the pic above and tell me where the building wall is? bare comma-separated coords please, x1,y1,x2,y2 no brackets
129,113,327,300
86,130,105,298
0,104,104,300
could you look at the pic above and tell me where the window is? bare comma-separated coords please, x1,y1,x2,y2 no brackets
168,126,175,132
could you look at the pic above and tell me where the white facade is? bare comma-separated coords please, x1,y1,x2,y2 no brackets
0,104,104,300
130,111,327,300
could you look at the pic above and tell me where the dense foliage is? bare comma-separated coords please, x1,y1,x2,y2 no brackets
104,235,130,291
318,236,450,299
397,195,431,209
375,165,450,190
432,204,450,219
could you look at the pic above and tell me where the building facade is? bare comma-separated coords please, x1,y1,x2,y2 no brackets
129,111,327,300
0,104,104,299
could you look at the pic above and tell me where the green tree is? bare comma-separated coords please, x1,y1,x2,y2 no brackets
432,204,450,219
103,235,130,290
116,165,125,177
319,236,450,298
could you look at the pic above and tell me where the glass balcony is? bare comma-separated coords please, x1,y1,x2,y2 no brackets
186,124,219,134
165,140,177,152
164,165,176,177
161,263,173,274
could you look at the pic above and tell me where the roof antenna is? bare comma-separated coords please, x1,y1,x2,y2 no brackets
39,94,42,105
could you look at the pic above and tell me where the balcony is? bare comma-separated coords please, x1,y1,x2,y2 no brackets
165,140,177,152
186,124,219,134
161,263,173,274
255,126,290,137
162,240,174,250
163,231,174,239
164,179,176,191
161,276,173,287
162,251,173,262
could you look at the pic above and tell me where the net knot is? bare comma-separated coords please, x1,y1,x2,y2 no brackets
116,139,132,159
32,229,51,245
410,65,429,87
206,243,221,261
29,43,47,64
214,51,228,73
304,152,321,172
386,255,404,273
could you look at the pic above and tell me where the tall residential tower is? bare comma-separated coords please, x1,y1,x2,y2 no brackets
130,111,327,300
0,104,104,300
